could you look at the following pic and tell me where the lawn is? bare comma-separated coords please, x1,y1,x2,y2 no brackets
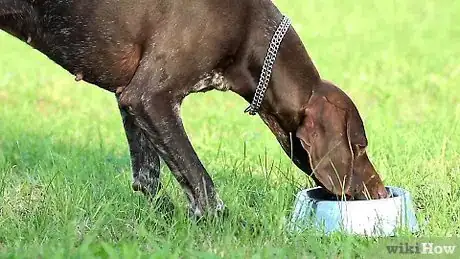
0,0,459,258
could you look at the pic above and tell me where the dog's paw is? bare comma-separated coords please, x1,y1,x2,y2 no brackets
188,196,228,222
132,180,160,198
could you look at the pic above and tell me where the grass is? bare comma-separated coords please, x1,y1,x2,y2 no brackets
0,0,459,257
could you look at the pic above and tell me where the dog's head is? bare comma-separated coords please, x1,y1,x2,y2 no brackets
295,82,388,200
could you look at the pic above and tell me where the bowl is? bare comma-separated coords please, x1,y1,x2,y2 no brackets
289,186,419,237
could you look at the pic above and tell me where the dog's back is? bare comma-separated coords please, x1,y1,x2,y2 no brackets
1,0,278,91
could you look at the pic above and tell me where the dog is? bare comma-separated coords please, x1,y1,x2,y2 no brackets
0,0,388,217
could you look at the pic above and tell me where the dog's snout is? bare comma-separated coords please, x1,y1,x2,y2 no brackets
360,176,388,200
376,186,389,199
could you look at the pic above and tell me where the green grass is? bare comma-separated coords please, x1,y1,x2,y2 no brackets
0,0,459,258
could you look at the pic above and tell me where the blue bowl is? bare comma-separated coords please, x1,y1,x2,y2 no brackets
289,186,419,237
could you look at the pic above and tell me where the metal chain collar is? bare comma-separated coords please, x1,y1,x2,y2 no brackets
244,15,292,115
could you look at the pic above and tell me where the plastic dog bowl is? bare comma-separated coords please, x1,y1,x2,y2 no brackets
289,186,419,237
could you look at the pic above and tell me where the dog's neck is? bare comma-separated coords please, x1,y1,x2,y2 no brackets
232,12,321,132
226,8,322,172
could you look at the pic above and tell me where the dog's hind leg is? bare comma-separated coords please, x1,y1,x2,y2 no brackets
118,98,162,198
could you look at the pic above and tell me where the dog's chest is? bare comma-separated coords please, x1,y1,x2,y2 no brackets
191,72,232,93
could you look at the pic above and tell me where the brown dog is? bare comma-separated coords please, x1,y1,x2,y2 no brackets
0,0,388,217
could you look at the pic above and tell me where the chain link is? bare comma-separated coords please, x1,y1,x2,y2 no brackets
245,16,291,115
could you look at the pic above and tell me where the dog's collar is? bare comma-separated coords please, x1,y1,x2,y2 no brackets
244,15,291,115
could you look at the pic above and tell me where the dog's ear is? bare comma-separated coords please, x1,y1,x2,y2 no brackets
296,95,354,196
347,108,368,156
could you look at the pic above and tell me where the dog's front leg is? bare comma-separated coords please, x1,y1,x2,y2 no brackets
117,59,224,218
117,99,162,198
